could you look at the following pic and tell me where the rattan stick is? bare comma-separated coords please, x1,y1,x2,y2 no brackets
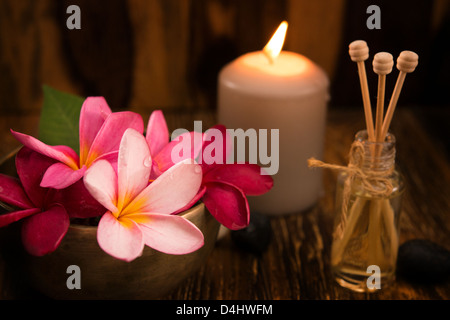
380,51,419,141
372,52,394,143
331,197,367,266
349,40,375,142
368,199,383,265
381,199,399,267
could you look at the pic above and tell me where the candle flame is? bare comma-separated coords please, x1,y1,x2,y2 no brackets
263,21,288,64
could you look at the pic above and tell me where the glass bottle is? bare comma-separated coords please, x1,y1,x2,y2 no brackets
330,130,404,292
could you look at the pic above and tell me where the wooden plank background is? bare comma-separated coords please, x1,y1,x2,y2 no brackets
0,0,449,115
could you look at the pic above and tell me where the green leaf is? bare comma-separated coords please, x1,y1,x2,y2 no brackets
38,85,85,153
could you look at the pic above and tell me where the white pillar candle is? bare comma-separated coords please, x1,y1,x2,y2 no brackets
217,22,329,215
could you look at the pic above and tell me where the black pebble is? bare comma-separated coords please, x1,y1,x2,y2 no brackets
231,211,272,255
397,239,450,284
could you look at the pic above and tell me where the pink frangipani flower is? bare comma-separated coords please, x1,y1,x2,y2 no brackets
0,147,69,256
11,97,144,191
144,111,273,231
83,128,204,262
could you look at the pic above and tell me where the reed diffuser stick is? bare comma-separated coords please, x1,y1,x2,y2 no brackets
349,40,375,142
372,52,394,142
380,51,419,141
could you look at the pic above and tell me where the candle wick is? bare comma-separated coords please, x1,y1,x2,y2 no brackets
263,49,275,65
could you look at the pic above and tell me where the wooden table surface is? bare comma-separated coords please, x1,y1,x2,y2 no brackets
0,106,449,300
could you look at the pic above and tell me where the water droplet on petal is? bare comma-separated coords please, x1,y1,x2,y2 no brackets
194,165,202,174
143,157,152,168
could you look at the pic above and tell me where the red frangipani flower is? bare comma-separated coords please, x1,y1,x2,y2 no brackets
145,110,203,180
0,147,69,256
197,125,274,230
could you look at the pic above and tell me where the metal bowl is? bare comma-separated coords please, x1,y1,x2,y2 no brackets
25,202,219,300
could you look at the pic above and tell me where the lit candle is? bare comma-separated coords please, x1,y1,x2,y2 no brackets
217,21,329,215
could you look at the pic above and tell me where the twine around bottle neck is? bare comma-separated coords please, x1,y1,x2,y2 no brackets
308,131,396,197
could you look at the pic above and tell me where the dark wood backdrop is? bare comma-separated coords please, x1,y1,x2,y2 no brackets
0,0,449,115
